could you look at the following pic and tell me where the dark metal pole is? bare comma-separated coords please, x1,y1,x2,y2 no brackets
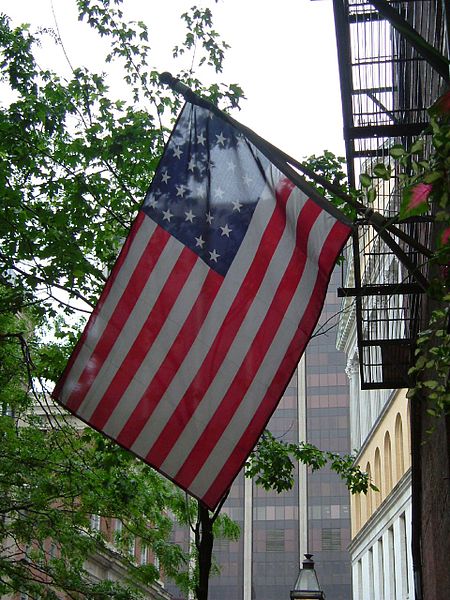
159,73,432,290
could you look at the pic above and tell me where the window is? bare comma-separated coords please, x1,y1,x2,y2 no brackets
129,536,136,559
266,530,284,552
321,528,341,551
114,519,123,545
395,413,404,481
374,448,382,507
365,462,373,520
140,544,147,565
357,560,363,598
368,548,375,599
354,493,362,532
50,542,57,558
388,526,396,594
399,513,409,596
384,431,393,495
90,514,101,531
154,554,160,572
377,538,385,600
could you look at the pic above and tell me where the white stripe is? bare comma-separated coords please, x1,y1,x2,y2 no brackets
75,235,185,421
60,218,157,403
102,257,210,437
159,186,310,475
188,209,338,498
129,168,284,457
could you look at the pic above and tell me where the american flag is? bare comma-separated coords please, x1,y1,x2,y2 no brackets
53,101,352,509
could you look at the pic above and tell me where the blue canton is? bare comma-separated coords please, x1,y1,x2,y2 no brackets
142,103,269,276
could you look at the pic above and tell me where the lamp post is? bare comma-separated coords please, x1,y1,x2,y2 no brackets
290,553,326,600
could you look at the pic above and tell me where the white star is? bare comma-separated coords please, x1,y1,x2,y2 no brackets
196,185,206,199
147,197,158,209
232,199,242,212
216,132,227,146
243,174,253,185
205,212,214,225
184,210,195,223
173,146,183,159
227,161,236,172
162,209,173,222
220,223,232,237
195,235,205,248
188,157,196,172
215,187,225,200
161,171,171,184
209,249,220,262
176,184,187,198
197,132,206,145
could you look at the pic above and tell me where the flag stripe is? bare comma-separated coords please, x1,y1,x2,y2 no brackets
173,199,322,488
88,246,199,430
75,236,190,422
115,268,223,447
201,219,350,507
99,257,214,437
54,212,150,400
65,222,170,412
141,179,294,467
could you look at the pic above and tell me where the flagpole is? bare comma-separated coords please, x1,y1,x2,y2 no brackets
159,73,433,275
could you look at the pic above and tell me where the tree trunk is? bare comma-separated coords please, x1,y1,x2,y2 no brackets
194,502,214,600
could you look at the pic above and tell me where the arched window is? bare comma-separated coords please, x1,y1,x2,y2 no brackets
395,413,405,481
354,492,361,533
374,448,382,507
365,462,373,520
384,431,393,495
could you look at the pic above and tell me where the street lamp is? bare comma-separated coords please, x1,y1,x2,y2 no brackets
290,553,326,600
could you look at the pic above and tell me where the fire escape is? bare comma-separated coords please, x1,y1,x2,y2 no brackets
333,0,449,388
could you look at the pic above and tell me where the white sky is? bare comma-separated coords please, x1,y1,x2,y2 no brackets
2,0,345,160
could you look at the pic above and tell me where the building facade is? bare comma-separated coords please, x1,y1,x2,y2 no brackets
337,287,413,600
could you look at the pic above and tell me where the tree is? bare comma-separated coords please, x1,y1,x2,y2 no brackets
0,2,242,597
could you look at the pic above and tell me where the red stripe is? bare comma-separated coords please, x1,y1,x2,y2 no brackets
144,179,296,467
174,200,322,488
202,219,351,508
65,223,171,412
53,212,146,400
116,269,223,447
89,246,198,430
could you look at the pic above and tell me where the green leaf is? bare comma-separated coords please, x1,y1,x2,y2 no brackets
359,173,372,188
372,163,391,180
424,171,444,183
367,187,377,203
411,139,423,153
389,144,406,158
